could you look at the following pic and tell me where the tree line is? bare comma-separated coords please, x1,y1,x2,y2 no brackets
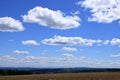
0,70,32,75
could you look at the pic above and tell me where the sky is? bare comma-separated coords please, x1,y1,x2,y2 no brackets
0,0,120,68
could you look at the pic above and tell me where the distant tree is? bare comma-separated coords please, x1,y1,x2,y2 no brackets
0,70,32,75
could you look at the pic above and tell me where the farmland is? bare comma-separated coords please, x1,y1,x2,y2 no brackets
0,72,120,80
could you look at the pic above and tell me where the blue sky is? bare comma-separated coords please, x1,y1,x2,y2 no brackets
0,0,120,68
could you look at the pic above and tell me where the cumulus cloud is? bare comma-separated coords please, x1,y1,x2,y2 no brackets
62,53,75,61
99,38,120,47
22,6,81,30
22,40,40,46
0,55,119,68
41,35,102,46
110,38,120,47
25,56,39,60
0,17,24,32
103,40,110,45
114,60,120,64
13,50,29,55
71,11,80,15
61,47,77,52
42,36,120,47
79,0,120,23
1,55,15,60
111,53,120,57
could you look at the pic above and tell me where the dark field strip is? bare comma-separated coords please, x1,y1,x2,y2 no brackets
0,72,120,80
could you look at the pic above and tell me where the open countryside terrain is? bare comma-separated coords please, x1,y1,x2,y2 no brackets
0,72,120,80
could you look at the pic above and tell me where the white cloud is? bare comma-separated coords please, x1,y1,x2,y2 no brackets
0,55,16,66
22,40,40,46
47,57,60,63
80,0,120,23
1,55,15,60
13,50,29,55
110,38,120,47
96,40,102,46
96,40,102,43
71,11,80,15
22,6,81,30
0,17,24,32
103,40,110,45
25,56,38,60
115,60,120,64
119,21,120,23
0,55,120,68
61,47,77,52
111,53,120,57
25,56,60,65
8,39,14,42
62,53,75,61
79,49,84,51
41,50,48,54
41,35,102,46
75,1,82,5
